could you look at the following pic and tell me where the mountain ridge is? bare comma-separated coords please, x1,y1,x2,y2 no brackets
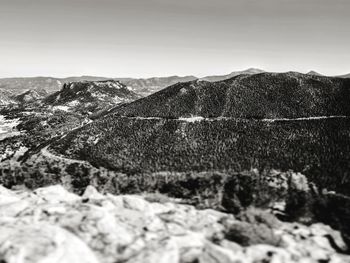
1,69,349,98
306,70,323,76
43,80,140,114
110,72,350,119
201,68,265,82
338,73,350,78
0,75,198,97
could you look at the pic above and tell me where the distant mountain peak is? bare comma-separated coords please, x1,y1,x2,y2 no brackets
115,75,198,96
307,71,323,76
337,73,350,78
201,68,264,82
241,68,265,73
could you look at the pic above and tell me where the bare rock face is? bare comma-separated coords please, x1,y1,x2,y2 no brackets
0,185,349,263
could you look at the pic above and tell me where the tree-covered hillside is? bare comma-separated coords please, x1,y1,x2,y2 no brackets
111,72,350,119
52,117,350,195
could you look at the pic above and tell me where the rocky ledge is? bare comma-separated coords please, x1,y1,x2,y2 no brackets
0,185,349,263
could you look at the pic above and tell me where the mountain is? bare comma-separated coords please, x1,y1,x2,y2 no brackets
201,68,264,82
338,73,350,78
52,113,350,196
43,80,140,113
115,75,198,96
111,72,350,119
15,89,48,103
307,71,323,76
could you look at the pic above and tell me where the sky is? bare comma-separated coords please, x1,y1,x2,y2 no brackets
0,0,349,78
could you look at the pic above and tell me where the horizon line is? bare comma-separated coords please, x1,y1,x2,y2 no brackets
0,68,348,79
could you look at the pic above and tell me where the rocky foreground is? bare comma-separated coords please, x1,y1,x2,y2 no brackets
0,185,349,263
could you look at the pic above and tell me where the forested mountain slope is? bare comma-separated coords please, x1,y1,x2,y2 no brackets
52,116,350,195
111,72,350,119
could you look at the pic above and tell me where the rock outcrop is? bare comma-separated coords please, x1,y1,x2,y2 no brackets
0,185,348,263
43,80,140,114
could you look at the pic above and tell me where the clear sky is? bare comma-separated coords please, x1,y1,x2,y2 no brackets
0,0,349,78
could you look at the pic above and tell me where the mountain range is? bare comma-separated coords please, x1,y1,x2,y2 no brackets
0,76,110,95
49,72,350,196
1,69,349,99
0,75,197,97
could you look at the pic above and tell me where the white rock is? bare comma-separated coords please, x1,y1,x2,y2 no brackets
0,185,20,205
33,185,79,204
0,223,99,263
0,185,349,263
82,185,104,200
245,244,293,263
0,200,30,217
122,195,151,211
200,241,243,263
